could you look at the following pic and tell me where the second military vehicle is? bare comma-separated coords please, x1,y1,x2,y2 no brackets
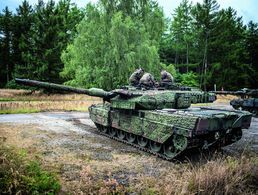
215,88,258,116
16,78,252,160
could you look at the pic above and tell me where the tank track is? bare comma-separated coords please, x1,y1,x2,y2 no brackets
94,123,185,161
94,123,244,161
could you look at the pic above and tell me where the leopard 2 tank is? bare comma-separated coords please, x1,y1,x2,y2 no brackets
15,78,252,160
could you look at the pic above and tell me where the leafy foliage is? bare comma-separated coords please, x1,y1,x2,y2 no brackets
0,0,83,87
1,0,258,90
61,0,164,90
161,0,258,90
178,71,199,87
0,144,60,194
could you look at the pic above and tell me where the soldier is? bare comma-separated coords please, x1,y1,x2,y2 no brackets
139,72,156,89
129,68,144,86
160,70,174,88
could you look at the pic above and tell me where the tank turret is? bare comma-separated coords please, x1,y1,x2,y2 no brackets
15,78,252,160
15,78,191,110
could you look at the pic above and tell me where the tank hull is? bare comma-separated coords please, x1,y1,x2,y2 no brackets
89,104,252,160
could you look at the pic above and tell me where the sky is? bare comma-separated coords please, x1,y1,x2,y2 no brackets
0,0,257,24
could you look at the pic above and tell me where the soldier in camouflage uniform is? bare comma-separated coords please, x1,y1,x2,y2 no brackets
139,73,156,89
160,70,174,88
129,68,144,87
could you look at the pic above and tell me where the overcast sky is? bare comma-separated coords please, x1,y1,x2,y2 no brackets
1,0,257,24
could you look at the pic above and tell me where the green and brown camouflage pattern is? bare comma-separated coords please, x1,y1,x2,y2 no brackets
89,104,251,144
15,78,252,160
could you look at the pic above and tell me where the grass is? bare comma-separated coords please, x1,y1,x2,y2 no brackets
61,152,258,194
215,94,238,103
0,144,61,194
0,89,101,114
125,154,258,194
0,108,41,114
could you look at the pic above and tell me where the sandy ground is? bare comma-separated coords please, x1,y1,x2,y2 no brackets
0,103,257,193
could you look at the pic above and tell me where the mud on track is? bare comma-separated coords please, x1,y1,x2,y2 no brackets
0,108,258,193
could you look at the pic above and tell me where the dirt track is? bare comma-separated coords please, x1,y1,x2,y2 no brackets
0,105,257,193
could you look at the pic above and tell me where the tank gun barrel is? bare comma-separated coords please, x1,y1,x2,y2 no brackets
15,78,115,99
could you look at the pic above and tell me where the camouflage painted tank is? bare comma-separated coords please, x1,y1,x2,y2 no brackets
215,88,258,116
126,83,216,104
16,78,252,160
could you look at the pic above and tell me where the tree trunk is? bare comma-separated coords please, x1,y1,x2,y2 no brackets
186,42,189,73
203,33,208,91
175,45,178,65
6,63,9,83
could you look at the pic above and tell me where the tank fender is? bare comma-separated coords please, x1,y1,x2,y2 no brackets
232,114,252,129
141,120,191,144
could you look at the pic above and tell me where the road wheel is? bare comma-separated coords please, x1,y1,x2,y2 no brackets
108,128,117,137
137,136,148,147
100,126,108,134
231,128,242,142
117,130,126,140
150,141,162,152
163,142,177,159
126,133,136,143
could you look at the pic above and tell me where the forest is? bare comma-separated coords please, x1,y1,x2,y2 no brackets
0,0,258,91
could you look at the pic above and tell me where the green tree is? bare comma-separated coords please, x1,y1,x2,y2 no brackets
207,7,251,90
0,7,13,85
61,0,164,90
12,0,35,80
191,0,219,90
30,0,82,82
245,21,258,88
171,0,193,69
0,0,83,87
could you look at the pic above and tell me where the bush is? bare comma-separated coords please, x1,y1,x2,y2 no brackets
0,145,61,194
178,71,199,87
129,154,258,194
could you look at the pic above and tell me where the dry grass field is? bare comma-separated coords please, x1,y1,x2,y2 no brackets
215,94,238,103
0,89,101,114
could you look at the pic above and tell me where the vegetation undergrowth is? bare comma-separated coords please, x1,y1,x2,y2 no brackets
128,154,258,194
0,108,41,114
0,108,88,114
66,153,258,194
0,144,61,194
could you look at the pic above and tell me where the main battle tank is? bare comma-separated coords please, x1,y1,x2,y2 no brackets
15,78,252,160
215,88,258,116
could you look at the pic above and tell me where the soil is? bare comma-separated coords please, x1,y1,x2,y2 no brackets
0,103,257,193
